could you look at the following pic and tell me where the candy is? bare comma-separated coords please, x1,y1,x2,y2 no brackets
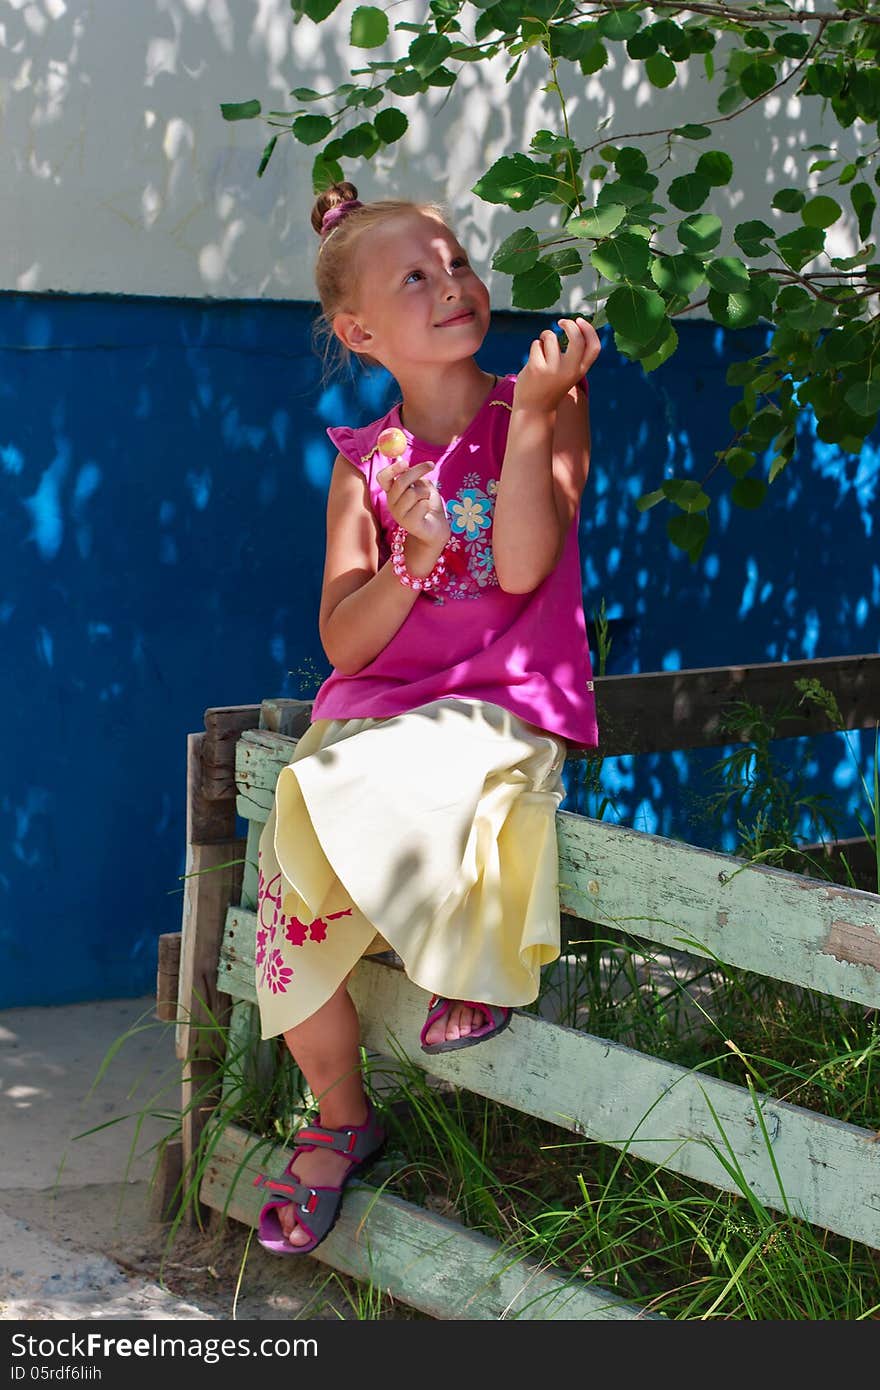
377,427,408,458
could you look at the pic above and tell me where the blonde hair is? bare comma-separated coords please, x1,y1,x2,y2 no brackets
311,181,449,379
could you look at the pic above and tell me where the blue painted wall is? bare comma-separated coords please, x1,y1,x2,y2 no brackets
1,290,877,1008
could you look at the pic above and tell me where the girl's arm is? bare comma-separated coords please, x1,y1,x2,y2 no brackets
493,315,599,595
318,455,443,675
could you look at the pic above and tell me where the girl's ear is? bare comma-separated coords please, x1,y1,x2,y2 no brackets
334,311,374,357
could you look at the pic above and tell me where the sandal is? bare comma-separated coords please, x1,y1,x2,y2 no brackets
253,1098,386,1256
419,995,513,1054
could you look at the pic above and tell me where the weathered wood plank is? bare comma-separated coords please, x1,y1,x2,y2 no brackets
216,935,880,1252
200,1121,659,1320
230,733,880,1009
176,835,245,1060
257,653,880,757
799,835,879,895
556,812,880,1009
176,837,245,1221
185,730,235,845
202,705,262,803
155,932,181,1023
259,698,314,738
593,652,880,756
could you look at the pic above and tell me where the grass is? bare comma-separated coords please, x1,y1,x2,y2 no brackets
74,679,880,1320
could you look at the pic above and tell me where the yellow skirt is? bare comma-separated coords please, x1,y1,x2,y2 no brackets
255,696,567,1040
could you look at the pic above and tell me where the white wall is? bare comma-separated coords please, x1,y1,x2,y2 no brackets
0,0,866,306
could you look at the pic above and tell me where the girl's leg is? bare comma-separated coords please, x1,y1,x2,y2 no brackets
278,973,369,1247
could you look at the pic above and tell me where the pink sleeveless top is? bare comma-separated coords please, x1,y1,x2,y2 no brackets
310,372,598,749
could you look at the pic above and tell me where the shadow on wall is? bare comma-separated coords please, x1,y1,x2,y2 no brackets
0,290,877,1008
1,2,869,298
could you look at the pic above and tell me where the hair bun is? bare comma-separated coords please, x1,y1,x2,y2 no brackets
311,181,360,237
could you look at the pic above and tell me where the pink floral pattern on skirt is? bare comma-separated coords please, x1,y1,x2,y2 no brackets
256,852,352,994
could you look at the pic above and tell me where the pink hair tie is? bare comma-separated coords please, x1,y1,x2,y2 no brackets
320,199,363,238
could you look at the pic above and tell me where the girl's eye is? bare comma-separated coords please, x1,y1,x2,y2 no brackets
404,270,424,285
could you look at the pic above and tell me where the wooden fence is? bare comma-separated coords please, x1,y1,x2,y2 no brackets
156,652,880,1319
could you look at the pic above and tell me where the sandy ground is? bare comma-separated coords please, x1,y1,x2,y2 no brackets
0,996,410,1323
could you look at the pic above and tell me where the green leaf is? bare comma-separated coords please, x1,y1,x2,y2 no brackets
530,129,578,156
220,99,262,121
257,134,278,178
552,22,601,63
775,226,825,272
492,226,540,274
579,43,608,75
544,247,583,276
844,381,880,417
774,33,810,58
596,180,655,209
731,477,768,509
740,59,777,99
567,205,626,239
312,152,344,193
717,83,744,116
667,511,709,561
627,29,659,60
772,187,805,213
831,245,876,270
472,154,555,211
338,121,380,157
708,284,771,330
677,213,723,253
734,219,775,257
724,447,756,479
744,28,770,50
597,11,642,41
641,323,678,372
615,146,648,177
409,33,453,75
293,113,334,144
851,182,877,243
387,69,426,97
695,150,733,186
302,0,343,19
801,195,842,229
768,453,790,484
590,233,651,283
651,253,705,295
663,478,710,512
350,6,388,47
374,107,408,143
605,285,667,344
668,173,710,212
673,123,713,140
290,88,323,102
706,256,750,293
511,262,563,310
636,488,666,512
726,358,761,387
645,53,676,88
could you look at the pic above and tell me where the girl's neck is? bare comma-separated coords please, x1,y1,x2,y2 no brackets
396,360,497,448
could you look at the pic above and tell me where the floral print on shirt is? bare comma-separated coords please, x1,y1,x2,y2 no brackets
431,474,500,603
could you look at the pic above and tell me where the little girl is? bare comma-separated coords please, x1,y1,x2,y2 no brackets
252,180,601,1255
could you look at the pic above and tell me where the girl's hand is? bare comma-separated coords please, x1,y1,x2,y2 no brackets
513,316,601,415
376,458,451,552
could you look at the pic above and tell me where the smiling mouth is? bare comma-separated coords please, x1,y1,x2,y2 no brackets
436,310,475,327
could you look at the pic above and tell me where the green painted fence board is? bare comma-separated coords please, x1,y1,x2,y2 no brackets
234,731,880,1010
557,813,880,1009
200,1121,660,1320
220,925,880,1252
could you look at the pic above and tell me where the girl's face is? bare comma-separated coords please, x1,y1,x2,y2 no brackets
334,210,491,374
